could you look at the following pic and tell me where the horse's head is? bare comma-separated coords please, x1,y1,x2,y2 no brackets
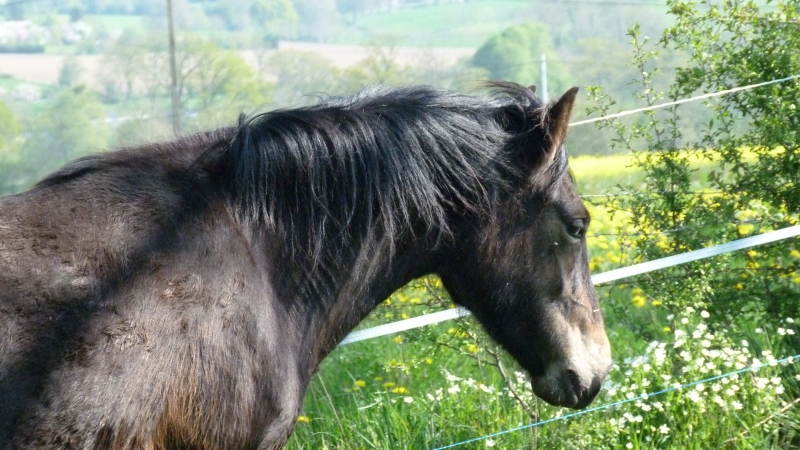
438,86,611,409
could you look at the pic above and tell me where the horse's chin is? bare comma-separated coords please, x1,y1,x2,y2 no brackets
530,368,604,410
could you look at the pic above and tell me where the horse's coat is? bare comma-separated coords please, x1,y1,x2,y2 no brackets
0,83,611,449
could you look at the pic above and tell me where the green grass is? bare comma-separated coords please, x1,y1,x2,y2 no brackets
285,151,800,449
334,1,539,47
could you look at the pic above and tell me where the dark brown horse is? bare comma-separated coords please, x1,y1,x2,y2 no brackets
0,83,611,449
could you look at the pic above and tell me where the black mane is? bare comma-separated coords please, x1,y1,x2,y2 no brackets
200,82,566,263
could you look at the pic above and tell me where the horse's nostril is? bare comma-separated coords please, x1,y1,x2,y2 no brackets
566,369,583,398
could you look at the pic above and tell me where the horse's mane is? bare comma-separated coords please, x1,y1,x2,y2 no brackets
198,82,567,262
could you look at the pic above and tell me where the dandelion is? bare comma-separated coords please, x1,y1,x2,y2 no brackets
663,326,672,333
393,336,403,344
383,382,396,389
467,344,479,353
392,387,408,394
632,295,647,308
424,357,433,365
297,415,311,423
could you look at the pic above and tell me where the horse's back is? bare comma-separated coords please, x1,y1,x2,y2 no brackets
0,148,301,449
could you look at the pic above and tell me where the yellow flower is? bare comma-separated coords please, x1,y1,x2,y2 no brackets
652,300,663,307
746,250,759,258
631,295,647,308
400,313,409,319
384,313,394,319
663,326,672,333
355,379,366,388
467,344,479,353
794,276,800,284
735,283,744,290
447,328,456,335
384,299,392,306
392,387,408,394
737,224,755,235
790,249,800,259
297,415,311,423
383,382,396,388
424,357,433,365
409,297,422,304
374,376,383,381
393,336,403,344
747,261,759,269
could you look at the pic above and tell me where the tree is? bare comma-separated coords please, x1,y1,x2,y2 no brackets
470,22,572,96
102,33,274,129
588,0,800,325
58,55,83,88
19,87,109,185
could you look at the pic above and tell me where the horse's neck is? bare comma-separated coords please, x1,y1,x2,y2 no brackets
290,236,434,368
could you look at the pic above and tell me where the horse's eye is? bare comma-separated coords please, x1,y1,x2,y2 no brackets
566,219,585,238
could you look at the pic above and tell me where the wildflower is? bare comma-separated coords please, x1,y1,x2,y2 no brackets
297,415,311,423
735,283,744,290
447,385,461,395
424,357,433,365
400,313,409,319
626,442,633,449
393,336,403,344
403,396,413,404
485,439,496,447
659,424,670,434
632,295,647,308
392,387,408,394
791,249,800,259
652,300,663,306
755,328,763,334
383,382,396,389
700,310,710,318
467,344,479,353
732,400,743,410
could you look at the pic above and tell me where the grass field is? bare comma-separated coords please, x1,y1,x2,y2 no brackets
284,151,800,449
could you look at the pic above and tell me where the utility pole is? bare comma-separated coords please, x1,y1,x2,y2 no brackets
167,0,180,134
540,54,548,104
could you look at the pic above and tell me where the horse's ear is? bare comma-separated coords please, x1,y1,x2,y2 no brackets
528,84,538,96
541,87,579,168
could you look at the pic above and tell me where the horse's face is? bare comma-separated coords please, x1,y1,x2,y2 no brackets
439,88,611,409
